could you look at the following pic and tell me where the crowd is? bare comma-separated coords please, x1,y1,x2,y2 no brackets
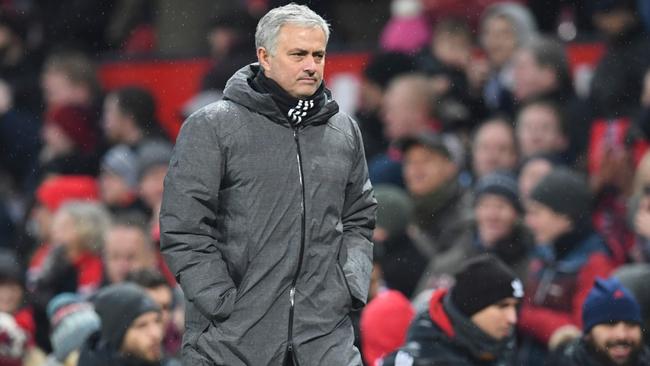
0,0,650,365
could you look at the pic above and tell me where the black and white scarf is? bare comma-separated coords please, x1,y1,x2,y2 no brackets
251,69,325,126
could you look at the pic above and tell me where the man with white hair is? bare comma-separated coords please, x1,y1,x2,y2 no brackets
160,4,376,365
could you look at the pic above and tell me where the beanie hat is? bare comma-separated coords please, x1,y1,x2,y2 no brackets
0,249,23,287
363,52,416,89
36,175,99,212
474,171,522,212
45,104,98,154
582,277,642,333
0,312,27,366
529,168,591,227
360,290,415,366
47,293,101,361
101,145,139,189
374,184,413,239
93,283,160,350
451,254,524,317
136,140,173,179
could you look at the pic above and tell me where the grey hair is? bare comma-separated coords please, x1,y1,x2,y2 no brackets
481,2,538,47
255,3,330,55
57,201,111,253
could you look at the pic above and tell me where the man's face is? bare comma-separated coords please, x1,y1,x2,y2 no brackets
471,297,519,340
41,70,76,107
403,145,456,197
258,24,326,99
516,104,567,158
0,282,23,313
513,49,555,101
481,16,517,68
472,121,518,178
100,171,133,206
121,311,163,363
102,95,128,143
145,285,173,328
104,226,155,284
587,321,643,366
433,32,471,70
475,194,518,246
139,165,168,210
525,200,572,244
382,81,429,141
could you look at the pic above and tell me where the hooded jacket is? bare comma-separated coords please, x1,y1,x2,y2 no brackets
78,332,180,366
380,288,516,366
160,64,376,365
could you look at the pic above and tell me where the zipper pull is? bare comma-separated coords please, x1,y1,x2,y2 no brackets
290,287,296,306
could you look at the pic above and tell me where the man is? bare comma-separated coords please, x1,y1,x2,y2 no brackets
160,4,376,366
99,145,148,216
518,168,613,364
103,213,158,285
515,98,569,162
399,132,472,258
549,277,650,365
381,254,524,366
78,283,179,366
471,117,518,180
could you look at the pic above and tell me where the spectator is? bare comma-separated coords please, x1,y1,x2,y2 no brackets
45,293,101,365
0,249,34,342
360,289,414,366
398,132,472,259
471,117,519,180
515,98,570,162
380,0,431,54
102,212,157,286
28,201,109,352
614,265,650,347
630,151,650,262
369,73,438,187
478,2,538,115
79,283,180,366
126,268,183,358
590,0,650,119
136,140,172,216
548,277,650,365
415,171,532,293
99,145,148,216
371,184,426,298
357,52,416,162
102,86,167,148
512,36,591,165
519,168,613,365
41,51,100,111
381,254,524,365
39,104,100,178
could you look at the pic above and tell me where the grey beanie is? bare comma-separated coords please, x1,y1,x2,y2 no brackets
93,283,160,350
136,139,173,179
101,145,138,189
374,184,413,238
529,168,591,227
47,293,101,361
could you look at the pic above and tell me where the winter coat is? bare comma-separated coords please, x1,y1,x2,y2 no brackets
547,337,650,366
78,332,180,366
160,64,377,366
518,229,613,345
380,288,517,366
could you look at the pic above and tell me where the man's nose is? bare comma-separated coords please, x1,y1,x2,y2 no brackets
506,307,518,325
303,56,317,73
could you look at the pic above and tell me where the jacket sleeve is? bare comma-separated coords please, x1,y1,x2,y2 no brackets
340,119,377,310
159,111,236,321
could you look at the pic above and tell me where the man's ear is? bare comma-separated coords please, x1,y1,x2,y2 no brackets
257,47,271,72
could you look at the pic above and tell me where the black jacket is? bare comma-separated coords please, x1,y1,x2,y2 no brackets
78,332,180,366
547,337,650,366
160,64,376,365
381,289,516,366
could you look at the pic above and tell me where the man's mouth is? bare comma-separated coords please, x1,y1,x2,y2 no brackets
607,343,632,360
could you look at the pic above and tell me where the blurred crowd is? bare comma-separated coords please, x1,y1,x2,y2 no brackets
1,0,650,365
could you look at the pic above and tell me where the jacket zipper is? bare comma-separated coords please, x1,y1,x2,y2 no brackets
287,127,307,363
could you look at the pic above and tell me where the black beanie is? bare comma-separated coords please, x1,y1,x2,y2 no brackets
474,171,522,213
451,254,524,317
93,283,160,350
529,168,591,228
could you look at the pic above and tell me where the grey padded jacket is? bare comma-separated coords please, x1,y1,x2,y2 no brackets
160,64,376,366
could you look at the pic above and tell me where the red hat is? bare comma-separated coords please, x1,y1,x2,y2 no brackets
360,290,415,366
36,175,99,212
45,105,98,154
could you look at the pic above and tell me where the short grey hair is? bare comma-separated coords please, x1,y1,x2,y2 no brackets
255,3,330,55
481,2,538,47
56,201,111,253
